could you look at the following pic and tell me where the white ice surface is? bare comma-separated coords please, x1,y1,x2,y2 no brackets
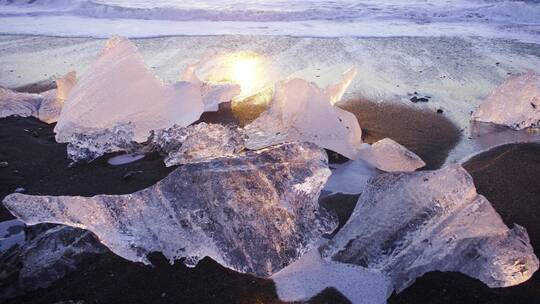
272,244,391,304
324,158,378,195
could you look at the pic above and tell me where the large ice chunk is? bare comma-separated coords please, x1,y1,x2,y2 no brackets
472,72,540,130
148,123,245,167
323,165,539,292
54,36,204,144
3,143,337,277
244,75,363,159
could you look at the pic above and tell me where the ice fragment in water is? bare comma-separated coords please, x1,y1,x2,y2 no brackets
3,143,337,277
244,75,363,159
472,72,540,130
54,36,204,144
148,122,245,166
322,165,539,292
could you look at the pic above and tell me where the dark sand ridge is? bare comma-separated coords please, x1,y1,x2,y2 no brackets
1,86,538,303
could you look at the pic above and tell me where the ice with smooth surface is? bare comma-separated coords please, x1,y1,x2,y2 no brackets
472,72,540,130
149,122,245,166
244,75,363,159
272,245,391,304
323,158,378,195
3,143,337,277
359,138,426,172
54,36,204,144
323,165,539,292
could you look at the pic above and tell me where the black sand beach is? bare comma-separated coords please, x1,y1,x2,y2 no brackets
0,96,539,303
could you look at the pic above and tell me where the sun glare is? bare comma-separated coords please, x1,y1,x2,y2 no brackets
202,51,271,100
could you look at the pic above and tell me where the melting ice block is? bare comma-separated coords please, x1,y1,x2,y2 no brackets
472,72,540,130
54,36,204,145
3,143,337,277
148,123,245,166
323,165,539,292
359,138,426,172
244,75,363,159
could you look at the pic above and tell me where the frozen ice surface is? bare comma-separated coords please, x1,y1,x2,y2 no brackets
244,76,362,159
54,36,204,144
0,224,106,300
472,72,540,130
324,158,378,195
359,138,426,172
149,123,245,167
3,143,337,277
65,122,137,163
272,244,391,304
323,165,539,292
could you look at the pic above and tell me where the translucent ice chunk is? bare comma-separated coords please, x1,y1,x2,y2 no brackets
3,143,337,277
323,165,539,292
54,36,204,143
148,123,245,166
0,87,43,119
244,76,363,159
358,138,426,172
324,67,358,105
472,72,540,130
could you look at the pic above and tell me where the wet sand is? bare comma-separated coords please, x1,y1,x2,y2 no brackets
340,99,461,169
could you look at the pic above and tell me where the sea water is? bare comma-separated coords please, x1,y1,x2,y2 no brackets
0,0,539,42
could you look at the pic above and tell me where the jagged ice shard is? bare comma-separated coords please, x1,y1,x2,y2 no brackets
54,36,204,146
148,123,245,167
323,165,539,293
472,72,540,130
3,143,337,277
244,70,363,159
